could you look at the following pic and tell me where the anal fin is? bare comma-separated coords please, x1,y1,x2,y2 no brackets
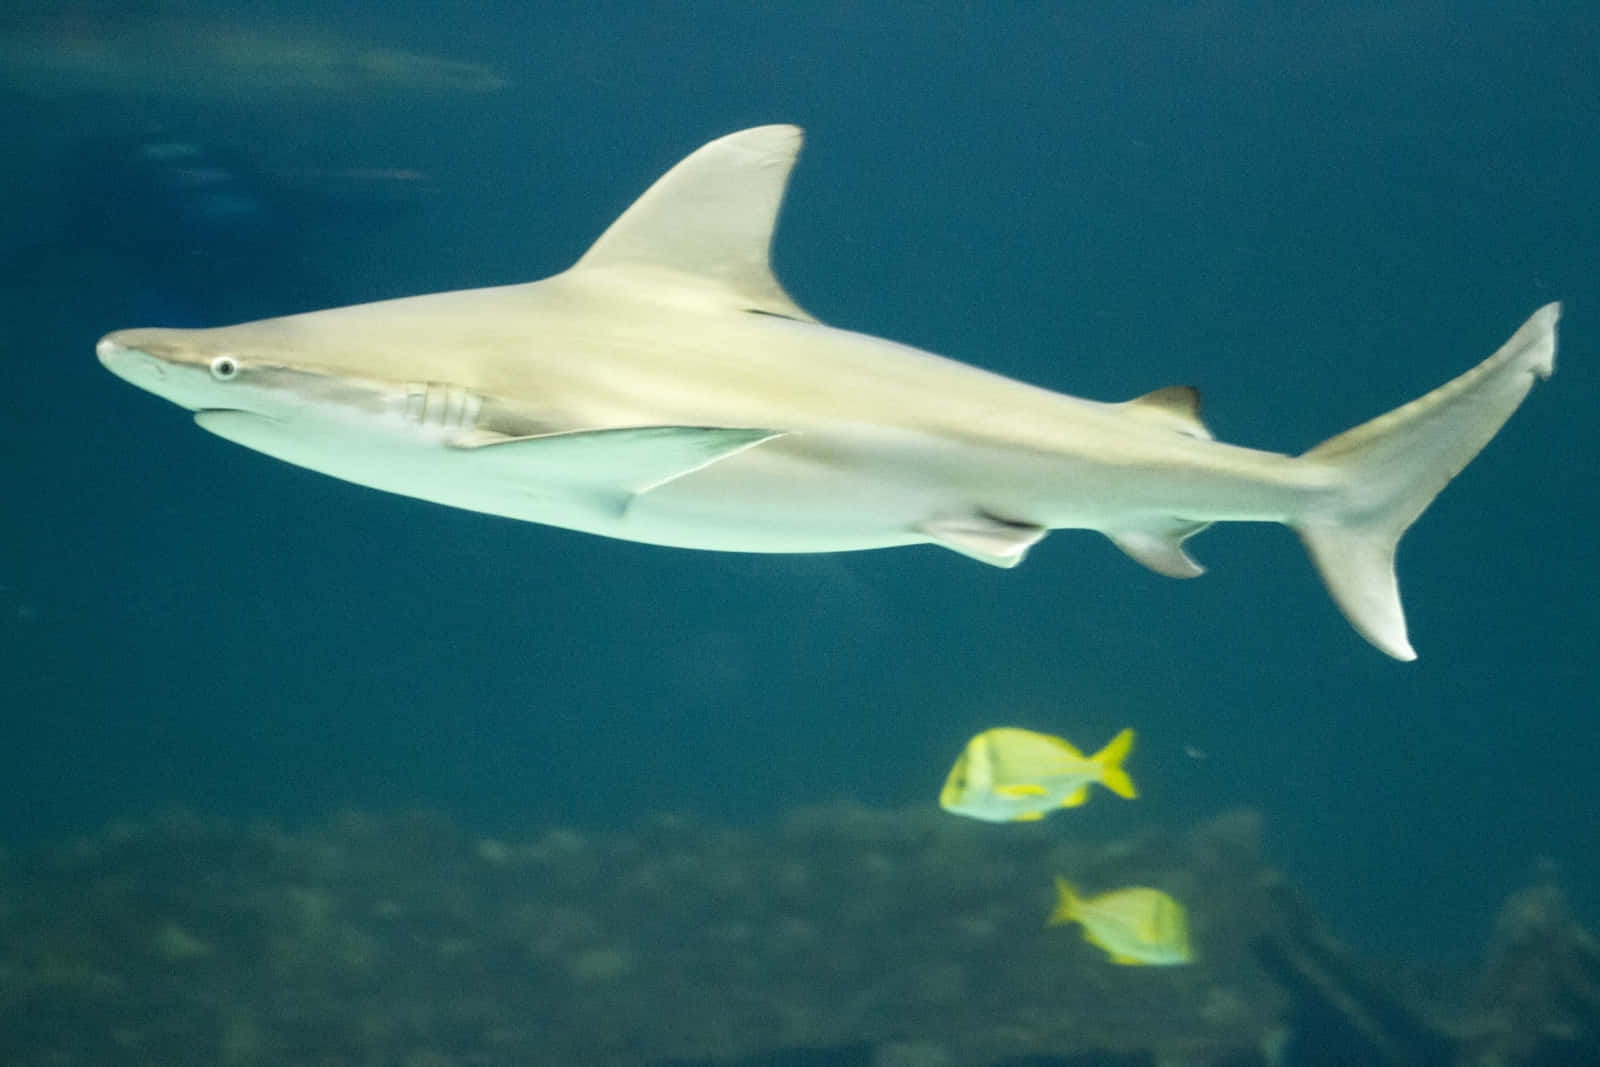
1107,518,1211,578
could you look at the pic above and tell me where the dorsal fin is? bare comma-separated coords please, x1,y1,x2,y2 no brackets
570,125,816,322
1121,385,1211,439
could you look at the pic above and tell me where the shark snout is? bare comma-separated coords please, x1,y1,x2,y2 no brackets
96,335,134,368
95,337,165,383
97,333,172,390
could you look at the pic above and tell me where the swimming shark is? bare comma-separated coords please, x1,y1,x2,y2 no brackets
97,124,1558,659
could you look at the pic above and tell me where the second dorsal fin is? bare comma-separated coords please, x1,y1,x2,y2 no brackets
1121,385,1211,439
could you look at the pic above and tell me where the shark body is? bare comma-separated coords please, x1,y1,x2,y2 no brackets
0,14,506,101
98,125,1558,659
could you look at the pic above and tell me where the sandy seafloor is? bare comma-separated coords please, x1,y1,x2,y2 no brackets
1,3,1597,1064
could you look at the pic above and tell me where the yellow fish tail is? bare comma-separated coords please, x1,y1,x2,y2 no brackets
1092,728,1138,799
1047,875,1080,927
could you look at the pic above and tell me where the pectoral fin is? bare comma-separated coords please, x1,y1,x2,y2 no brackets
994,783,1050,798
454,425,785,512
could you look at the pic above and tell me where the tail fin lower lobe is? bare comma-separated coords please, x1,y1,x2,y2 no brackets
1093,727,1139,799
1295,304,1558,660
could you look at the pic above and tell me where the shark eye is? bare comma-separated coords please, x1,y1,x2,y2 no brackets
209,356,240,381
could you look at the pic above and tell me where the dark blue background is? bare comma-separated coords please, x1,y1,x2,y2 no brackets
3,3,1595,961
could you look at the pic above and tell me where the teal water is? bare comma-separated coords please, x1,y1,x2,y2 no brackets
2,2,1595,966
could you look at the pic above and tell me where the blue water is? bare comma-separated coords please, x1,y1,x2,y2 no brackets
2,2,1595,965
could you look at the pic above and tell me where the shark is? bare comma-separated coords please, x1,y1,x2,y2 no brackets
0,14,507,101
97,124,1559,660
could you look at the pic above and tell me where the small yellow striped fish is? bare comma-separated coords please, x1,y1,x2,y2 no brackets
1047,876,1193,966
939,727,1136,823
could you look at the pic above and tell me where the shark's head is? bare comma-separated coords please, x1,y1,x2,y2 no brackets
97,325,397,423
96,322,504,477
100,327,279,415
96,324,421,468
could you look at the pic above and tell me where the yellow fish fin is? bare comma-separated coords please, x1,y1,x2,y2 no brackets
995,783,1051,798
1047,876,1080,926
1153,894,1193,958
1109,953,1146,966
1012,810,1045,821
1060,787,1090,808
1091,727,1138,799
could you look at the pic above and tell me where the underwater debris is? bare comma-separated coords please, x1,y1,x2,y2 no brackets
1248,879,1456,1065
0,806,1590,1065
1458,882,1600,1065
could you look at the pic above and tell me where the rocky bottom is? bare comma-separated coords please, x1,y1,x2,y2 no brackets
1,805,1594,1066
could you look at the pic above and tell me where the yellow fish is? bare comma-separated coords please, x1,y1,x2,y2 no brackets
938,727,1136,823
1047,877,1193,966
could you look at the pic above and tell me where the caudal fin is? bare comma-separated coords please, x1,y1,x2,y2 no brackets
1047,875,1082,927
1092,727,1139,799
1296,304,1559,660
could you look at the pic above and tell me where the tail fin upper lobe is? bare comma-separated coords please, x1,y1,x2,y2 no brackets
1296,304,1559,660
1092,727,1139,799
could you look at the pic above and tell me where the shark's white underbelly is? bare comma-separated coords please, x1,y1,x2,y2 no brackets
265,423,968,552
221,409,1319,555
